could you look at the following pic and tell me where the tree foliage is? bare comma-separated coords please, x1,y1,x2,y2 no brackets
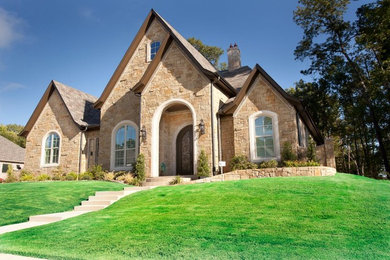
187,37,226,70
0,124,25,148
293,0,390,177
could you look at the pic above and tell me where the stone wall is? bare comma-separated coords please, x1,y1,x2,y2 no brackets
98,19,168,170
316,138,336,168
191,166,336,183
220,115,235,172
24,90,82,174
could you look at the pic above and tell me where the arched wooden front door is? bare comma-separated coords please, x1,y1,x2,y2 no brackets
176,125,193,175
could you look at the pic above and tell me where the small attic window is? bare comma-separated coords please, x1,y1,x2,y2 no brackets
147,41,161,62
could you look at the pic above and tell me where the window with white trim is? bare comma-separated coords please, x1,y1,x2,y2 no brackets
150,41,160,60
255,116,275,158
114,125,137,168
44,132,60,165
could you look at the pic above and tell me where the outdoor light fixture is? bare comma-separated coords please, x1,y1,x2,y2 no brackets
199,119,205,135
140,125,147,140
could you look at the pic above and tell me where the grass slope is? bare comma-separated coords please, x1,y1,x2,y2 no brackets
0,181,126,226
0,174,389,259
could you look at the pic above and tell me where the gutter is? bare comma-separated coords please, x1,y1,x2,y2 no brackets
210,80,216,175
78,125,88,177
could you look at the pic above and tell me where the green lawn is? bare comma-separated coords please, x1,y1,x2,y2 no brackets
0,174,389,259
0,181,126,226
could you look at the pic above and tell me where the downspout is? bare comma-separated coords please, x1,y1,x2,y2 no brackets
217,113,222,172
135,92,142,157
78,125,88,179
210,80,216,175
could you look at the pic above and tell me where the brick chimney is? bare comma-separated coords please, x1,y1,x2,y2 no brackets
227,43,241,71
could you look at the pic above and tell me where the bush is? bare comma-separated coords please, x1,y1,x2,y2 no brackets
37,174,50,181
5,165,18,183
104,172,115,181
230,155,257,171
116,173,135,184
80,172,93,180
114,171,126,180
169,176,182,185
20,172,35,182
0,178,4,183
258,160,278,169
89,165,105,180
283,160,320,167
51,174,62,181
65,172,78,181
281,141,297,162
130,177,142,186
197,150,211,177
307,138,318,162
134,154,146,182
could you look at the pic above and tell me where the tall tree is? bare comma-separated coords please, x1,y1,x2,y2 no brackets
187,37,226,70
294,0,390,174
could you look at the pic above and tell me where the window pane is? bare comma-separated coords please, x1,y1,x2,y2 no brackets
126,148,136,166
52,134,60,148
255,126,263,136
115,150,124,167
255,117,264,127
264,125,273,135
150,41,160,60
115,127,125,150
45,148,51,164
263,117,272,126
265,137,275,157
45,135,52,148
126,126,136,149
52,148,59,163
256,137,265,158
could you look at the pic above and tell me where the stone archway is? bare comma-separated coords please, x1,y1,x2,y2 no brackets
151,99,197,177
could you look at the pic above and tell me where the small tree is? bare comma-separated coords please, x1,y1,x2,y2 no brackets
281,141,297,162
197,150,210,177
5,164,18,183
134,154,146,182
307,138,318,162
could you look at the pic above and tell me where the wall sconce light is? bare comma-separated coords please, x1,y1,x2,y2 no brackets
199,119,205,135
140,125,147,141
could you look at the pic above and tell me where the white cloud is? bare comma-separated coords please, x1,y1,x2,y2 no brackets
0,82,25,93
0,7,23,48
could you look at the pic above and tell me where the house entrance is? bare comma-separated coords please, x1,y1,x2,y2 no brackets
176,125,193,175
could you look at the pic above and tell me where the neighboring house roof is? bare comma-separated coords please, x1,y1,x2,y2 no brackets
219,64,324,145
20,80,100,137
95,9,237,108
0,136,25,164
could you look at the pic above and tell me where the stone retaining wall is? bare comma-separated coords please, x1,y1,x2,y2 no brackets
191,166,336,183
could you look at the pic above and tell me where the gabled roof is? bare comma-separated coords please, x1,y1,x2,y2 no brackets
94,9,236,108
20,80,100,137
0,136,25,163
219,66,252,90
219,64,324,145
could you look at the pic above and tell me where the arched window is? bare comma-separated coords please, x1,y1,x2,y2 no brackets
44,132,60,165
112,122,138,169
249,111,280,162
255,116,274,158
150,41,160,60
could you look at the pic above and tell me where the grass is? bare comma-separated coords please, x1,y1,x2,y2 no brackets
0,173,390,259
0,181,126,226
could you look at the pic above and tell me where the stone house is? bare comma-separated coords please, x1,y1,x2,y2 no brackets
20,10,335,177
0,136,25,179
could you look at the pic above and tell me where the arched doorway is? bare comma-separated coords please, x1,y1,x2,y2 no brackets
176,125,194,175
151,99,197,177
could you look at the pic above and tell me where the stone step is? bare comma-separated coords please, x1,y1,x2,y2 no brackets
88,195,121,201
29,211,86,222
74,205,106,211
142,181,170,186
124,186,152,191
95,191,125,196
82,200,113,206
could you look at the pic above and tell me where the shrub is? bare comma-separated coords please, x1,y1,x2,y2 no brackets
114,171,126,180
117,173,135,184
0,178,4,183
197,150,211,177
283,160,320,167
5,165,18,183
37,174,50,181
230,155,257,171
258,160,278,169
169,176,182,185
281,141,297,162
65,172,78,181
307,138,318,162
51,174,62,181
104,172,115,181
20,173,35,182
130,178,142,186
134,154,146,182
80,172,94,180
89,165,105,180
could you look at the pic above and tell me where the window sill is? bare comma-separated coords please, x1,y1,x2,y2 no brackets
41,163,59,168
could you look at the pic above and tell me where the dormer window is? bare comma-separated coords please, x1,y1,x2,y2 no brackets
147,41,161,62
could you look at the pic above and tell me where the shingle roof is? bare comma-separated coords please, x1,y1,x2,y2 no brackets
219,66,252,90
0,136,25,163
53,81,100,127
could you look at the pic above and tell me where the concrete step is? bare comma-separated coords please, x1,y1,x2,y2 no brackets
29,211,86,222
89,195,121,201
81,200,113,206
74,205,106,211
95,191,125,196
142,181,170,186
124,186,152,191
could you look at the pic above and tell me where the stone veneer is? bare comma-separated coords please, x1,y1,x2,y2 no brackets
191,166,336,183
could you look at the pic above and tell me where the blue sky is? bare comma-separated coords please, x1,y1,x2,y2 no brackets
0,0,373,125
